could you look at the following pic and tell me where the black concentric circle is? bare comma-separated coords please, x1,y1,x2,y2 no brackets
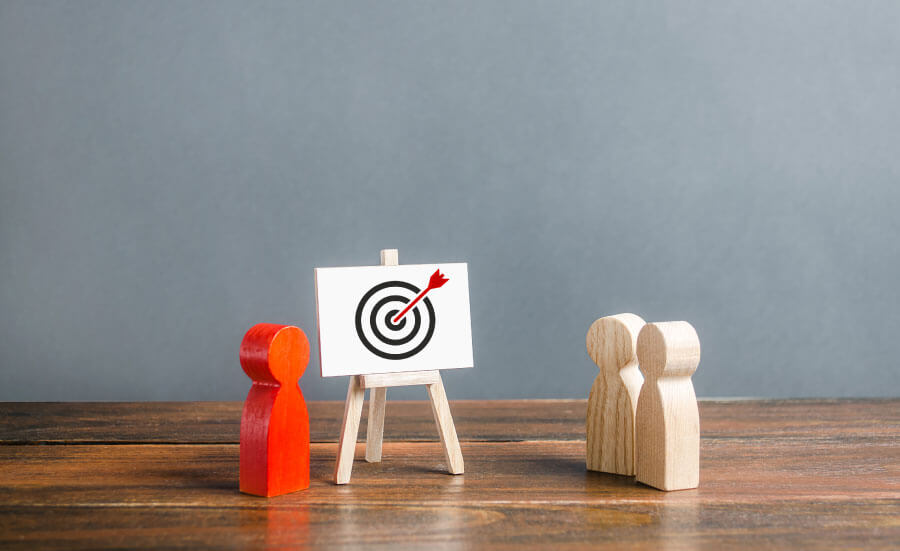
354,280,436,360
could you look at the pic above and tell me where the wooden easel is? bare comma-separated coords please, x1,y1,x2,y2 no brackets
333,249,465,484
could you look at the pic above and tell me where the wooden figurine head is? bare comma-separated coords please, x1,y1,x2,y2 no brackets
636,321,700,379
586,313,645,373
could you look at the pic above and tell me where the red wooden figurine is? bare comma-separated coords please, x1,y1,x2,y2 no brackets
239,323,310,497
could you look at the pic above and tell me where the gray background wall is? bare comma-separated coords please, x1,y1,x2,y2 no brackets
1,0,898,401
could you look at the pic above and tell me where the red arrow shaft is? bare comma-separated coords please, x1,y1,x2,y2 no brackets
392,287,432,324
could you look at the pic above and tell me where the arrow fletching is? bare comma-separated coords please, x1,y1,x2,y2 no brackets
428,269,449,290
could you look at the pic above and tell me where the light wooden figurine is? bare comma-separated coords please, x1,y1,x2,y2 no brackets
239,323,310,497
635,321,701,491
585,313,646,475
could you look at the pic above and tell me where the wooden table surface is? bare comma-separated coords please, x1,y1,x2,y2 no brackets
0,399,898,549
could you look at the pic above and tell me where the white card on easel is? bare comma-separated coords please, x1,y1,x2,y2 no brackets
315,263,474,377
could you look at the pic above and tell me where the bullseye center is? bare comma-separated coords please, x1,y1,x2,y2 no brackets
385,309,406,330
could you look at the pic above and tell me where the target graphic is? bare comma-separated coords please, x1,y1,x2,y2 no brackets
315,262,472,377
354,280,437,360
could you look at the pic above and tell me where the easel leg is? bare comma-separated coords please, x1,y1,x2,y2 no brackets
365,387,386,462
334,375,365,485
426,375,464,475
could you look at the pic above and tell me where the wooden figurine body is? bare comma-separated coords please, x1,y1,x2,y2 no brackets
239,323,310,497
585,313,645,475
635,321,701,491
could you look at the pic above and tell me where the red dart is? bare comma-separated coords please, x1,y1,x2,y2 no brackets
392,269,450,323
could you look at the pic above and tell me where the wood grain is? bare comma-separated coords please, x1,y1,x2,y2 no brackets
1,438,897,505
3,500,897,551
585,313,645,475
360,370,441,389
365,387,386,462
635,321,701,491
425,376,464,475
333,377,365,484
0,400,898,549
1,399,896,443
